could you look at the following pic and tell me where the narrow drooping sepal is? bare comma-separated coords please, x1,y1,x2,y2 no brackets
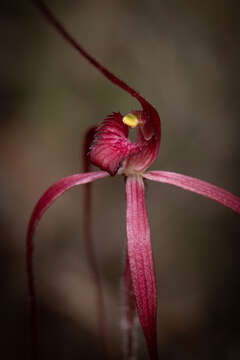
126,175,158,359
26,171,109,356
90,113,144,175
143,171,240,213
27,172,109,245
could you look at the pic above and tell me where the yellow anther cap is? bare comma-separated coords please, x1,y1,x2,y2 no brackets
122,113,139,128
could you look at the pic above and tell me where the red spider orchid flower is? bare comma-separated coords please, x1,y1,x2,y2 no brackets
27,1,240,359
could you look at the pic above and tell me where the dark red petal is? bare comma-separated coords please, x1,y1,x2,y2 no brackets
26,171,109,357
126,175,158,359
143,171,240,213
90,113,144,175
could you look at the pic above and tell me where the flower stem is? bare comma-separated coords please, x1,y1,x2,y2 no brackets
83,128,110,358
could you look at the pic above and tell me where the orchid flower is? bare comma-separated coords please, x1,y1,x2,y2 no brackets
27,1,240,360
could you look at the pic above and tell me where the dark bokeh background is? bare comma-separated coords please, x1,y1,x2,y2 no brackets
1,0,239,359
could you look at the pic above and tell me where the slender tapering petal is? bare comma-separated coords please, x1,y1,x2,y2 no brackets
26,171,109,357
126,175,158,360
143,171,240,213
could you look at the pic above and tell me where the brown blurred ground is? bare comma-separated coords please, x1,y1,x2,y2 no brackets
0,0,239,359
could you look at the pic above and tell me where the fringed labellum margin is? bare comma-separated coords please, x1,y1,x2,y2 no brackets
89,110,161,176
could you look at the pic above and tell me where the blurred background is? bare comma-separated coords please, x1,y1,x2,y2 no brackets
0,0,239,359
